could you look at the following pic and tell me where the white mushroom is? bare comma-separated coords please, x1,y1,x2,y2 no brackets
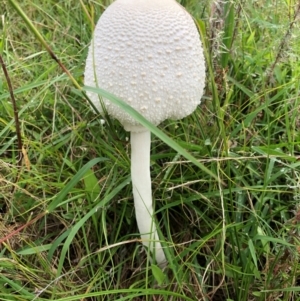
84,0,206,267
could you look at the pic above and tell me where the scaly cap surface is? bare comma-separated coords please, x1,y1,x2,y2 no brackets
84,0,206,132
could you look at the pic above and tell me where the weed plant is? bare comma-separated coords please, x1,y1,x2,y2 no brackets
0,0,300,300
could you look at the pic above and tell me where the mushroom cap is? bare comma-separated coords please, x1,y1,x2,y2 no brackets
84,0,206,132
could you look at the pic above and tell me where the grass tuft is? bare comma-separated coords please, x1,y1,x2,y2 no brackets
1,0,300,300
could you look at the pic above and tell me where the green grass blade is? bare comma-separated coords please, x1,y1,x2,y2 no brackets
47,157,107,213
83,86,221,184
55,176,130,276
221,1,235,68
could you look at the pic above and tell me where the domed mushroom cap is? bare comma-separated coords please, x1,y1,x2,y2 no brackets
84,0,206,132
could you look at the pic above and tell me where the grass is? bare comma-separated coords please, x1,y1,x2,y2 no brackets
1,0,300,300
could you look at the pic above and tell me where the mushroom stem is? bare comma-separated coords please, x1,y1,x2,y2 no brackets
130,130,167,267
